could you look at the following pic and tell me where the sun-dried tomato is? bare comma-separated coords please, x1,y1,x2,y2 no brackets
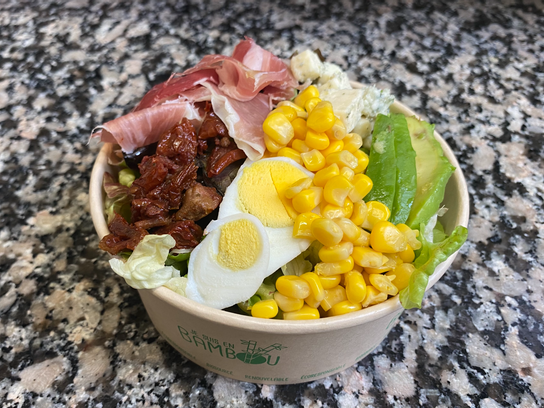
156,118,198,165
99,213,148,255
130,155,171,198
156,220,203,249
131,198,170,222
198,111,229,139
207,146,246,177
147,163,198,209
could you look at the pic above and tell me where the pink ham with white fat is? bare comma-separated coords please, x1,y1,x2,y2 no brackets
92,38,297,158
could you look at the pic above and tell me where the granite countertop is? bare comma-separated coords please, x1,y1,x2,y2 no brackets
1,0,543,406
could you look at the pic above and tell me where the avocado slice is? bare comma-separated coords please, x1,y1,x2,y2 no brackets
405,117,455,229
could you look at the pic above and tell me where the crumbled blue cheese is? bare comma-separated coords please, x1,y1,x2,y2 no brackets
290,50,324,82
317,62,352,93
352,117,372,138
320,89,366,132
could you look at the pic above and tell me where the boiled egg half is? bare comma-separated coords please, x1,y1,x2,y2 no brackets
186,213,270,309
186,157,315,309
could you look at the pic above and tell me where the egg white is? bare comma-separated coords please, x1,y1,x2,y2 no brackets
218,157,314,275
185,213,270,309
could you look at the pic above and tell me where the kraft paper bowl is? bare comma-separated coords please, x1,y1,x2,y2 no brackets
89,99,470,385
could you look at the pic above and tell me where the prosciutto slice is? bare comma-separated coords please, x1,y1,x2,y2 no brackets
94,102,203,153
92,38,295,158
135,70,217,111
202,82,269,161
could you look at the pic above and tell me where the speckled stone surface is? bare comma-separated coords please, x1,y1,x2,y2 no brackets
1,0,543,406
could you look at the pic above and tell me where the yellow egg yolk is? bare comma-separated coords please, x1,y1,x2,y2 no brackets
217,219,261,270
237,160,308,228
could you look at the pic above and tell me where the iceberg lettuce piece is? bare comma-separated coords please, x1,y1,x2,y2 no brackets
164,276,189,296
109,234,179,289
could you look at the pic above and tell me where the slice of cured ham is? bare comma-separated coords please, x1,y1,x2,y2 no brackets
93,38,295,158
94,102,203,154
202,83,269,161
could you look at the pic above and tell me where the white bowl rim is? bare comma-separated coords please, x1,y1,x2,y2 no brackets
89,95,470,335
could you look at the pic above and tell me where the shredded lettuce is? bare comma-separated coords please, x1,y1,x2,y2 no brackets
109,234,180,289
399,225,468,309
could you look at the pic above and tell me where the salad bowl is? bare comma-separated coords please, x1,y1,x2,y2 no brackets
89,91,470,384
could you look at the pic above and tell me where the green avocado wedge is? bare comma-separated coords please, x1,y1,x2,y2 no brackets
405,116,456,229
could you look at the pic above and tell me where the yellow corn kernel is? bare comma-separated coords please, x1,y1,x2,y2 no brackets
291,117,308,140
396,224,422,250
386,263,415,291
369,273,398,296
292,186,322,213
319,242,353,263
284,177,313,199
294,85,320,107
319,274,342,290
283,304,320,320
350,200,368,226
352,149,370,173
305,129,330,150
387,253,403,265
263,112,295,145
353,263,363,273
352,246,386,268
327,300,363,316
325,150,358,170
325,118,347,140
276,275,311,299
313,163,340,187
321,140,344,157
277,100,307,117
293,212,321,239
300,149,326,172
370,221,408,254
344,198,354,218
364,257,397,274
304,97,322,113
345,270,367,304
362,201,391,230
264,134,284,153
353,227,370,247
323,175,353,207
362,286,388,308
320,285,348,311
270,106,298,122
273,291,304,312
362,270,371,285
339,166,355,181
311,218,343,246
292,138,311,153
333,217,361,242
349,174,373,202
343,133,363,153
277,147,303,165
300,272,326,302
398,244,415,263
251,299,279,319
307,101,335,132
314,257,354,276
304,292,322,309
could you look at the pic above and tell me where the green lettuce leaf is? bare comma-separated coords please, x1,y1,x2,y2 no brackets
399,225,468,309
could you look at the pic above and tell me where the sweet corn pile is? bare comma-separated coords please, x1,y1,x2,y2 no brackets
250,86,423,320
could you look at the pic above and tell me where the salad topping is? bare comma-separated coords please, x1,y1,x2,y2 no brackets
94,41,467,318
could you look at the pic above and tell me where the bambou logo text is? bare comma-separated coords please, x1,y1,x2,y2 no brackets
178,326,285,366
